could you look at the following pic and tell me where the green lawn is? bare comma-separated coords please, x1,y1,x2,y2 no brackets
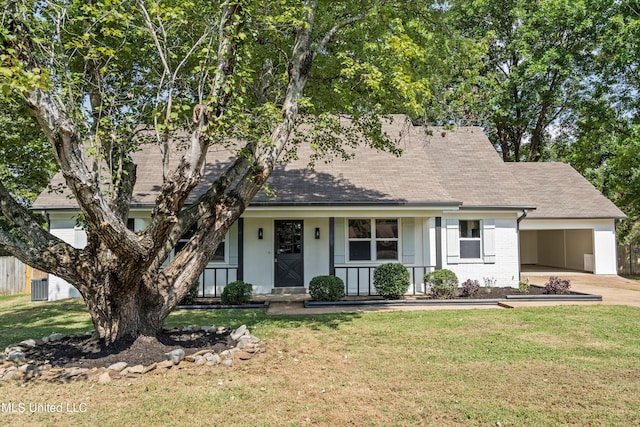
1,294,640,426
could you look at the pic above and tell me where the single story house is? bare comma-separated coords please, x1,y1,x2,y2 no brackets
32,116,625,300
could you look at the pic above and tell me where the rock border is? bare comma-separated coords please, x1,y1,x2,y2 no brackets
0,324,264,384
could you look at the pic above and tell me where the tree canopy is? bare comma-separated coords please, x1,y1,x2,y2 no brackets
0,0,466,344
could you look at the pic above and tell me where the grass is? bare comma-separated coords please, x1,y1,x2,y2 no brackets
1,294,640,426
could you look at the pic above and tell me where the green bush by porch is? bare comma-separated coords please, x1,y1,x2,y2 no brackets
425,269,459,299
309,275,345,301
373,263,410,299
220,281,253,305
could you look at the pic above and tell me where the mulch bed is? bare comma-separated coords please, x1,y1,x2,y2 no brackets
21,329,236,369
449,286,548,299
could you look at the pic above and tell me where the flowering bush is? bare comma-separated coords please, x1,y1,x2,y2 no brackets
544,276,571,294
460,279,480,297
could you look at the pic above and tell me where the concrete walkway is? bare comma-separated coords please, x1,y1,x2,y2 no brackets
521,270,640,308
265,271,640,315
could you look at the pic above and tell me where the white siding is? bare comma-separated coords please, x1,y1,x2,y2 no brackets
593,222,618,274
441,213,520,287
242,218,274,293
48,214,84,301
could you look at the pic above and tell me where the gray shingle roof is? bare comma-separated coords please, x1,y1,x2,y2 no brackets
33,116,622,219
505,162,625,219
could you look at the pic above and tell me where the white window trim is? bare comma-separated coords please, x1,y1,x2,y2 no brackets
446,218,496,265
459,219,483,262
346,218,401,263
173,233,229,264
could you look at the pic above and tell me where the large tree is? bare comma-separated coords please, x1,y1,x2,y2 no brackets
0,1,457,344
550,0,640,243
443,0,611,162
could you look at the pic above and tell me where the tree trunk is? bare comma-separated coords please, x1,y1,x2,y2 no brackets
82,273,168,345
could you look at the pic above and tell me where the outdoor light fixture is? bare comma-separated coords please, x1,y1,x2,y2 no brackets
315,227,320,239
258,228,263,240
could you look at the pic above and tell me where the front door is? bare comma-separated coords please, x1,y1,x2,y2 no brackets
274,220,304,287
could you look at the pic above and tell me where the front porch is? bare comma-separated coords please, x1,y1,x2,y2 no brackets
192,264,437,298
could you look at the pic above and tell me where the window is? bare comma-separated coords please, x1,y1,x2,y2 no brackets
348,219,398,261
175,225,225,262
459,220,481,259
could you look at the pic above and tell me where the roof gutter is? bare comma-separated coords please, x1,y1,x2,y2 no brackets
517,208,528,224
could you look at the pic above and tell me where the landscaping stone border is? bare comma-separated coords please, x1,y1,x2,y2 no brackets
0,325,264,384
304,291,602,308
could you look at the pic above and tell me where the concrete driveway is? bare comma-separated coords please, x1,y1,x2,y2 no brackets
521,269,640,308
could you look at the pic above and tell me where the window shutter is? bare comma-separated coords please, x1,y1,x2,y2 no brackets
402,218,415,264
482,219,496,263
446,219,460,264
228,223,238,264
334,218,345,264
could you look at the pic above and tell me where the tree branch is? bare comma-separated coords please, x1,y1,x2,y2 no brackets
0,180,89,285
143,0,246,263
317,1,387,53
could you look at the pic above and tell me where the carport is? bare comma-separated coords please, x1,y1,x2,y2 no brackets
520,228,594,272
507,162,626,276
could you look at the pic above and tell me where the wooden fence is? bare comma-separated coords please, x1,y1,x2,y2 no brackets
618,245,640,276
0,257,48,295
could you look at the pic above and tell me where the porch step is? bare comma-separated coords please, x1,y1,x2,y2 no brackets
271,287,307,295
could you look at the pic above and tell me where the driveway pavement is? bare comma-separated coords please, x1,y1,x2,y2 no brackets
521,270,640,308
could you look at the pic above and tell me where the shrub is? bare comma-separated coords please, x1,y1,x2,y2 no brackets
518,278,530,293
460,279,480,297
221,281,253,305
180,280,200,305
424,269,459,299
309,276,345,301
373,263,410,299
544,276,571,294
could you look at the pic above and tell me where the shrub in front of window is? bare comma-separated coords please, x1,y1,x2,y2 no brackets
221,281,253,305
424,269,459,299
179,280,200,305
460,279,480,297
309,275,345,301
544,276,571,294
373,263,410,299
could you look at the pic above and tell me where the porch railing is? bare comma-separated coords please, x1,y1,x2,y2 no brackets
195,266,238,298
333,265,435,297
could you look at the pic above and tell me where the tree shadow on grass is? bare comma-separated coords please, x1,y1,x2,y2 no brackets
0,296,92,348
1,295,364,350
166,308,363,332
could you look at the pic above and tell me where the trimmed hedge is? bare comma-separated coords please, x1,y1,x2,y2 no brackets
373,263,410,299
221,281,253,305
309,276,345,301
180,281,200,305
